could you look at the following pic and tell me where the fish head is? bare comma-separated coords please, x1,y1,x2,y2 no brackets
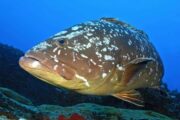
19,30,102,90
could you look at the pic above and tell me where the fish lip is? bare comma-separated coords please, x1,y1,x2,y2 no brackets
21,54,77,80
19,55,49,70
24,54,41,62
22,54,76,74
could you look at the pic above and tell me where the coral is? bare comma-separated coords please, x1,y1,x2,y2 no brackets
58,113,85,120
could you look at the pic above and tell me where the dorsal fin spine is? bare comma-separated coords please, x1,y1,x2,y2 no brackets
100,17,148,38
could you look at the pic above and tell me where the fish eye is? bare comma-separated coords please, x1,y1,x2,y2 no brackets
59,40,65,45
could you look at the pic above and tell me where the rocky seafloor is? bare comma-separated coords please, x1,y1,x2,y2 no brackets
0,87,174,120
0,43,179,120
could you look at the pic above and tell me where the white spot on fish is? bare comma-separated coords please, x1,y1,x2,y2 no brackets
87,33,93,36
149,68,153,75
90,29,95,32
115,28,119,32
84,35,89,39
86,21,96,26
51,55,59,63
103,37,110,45
88,69,92,73
53,47,59,53
122,55,128,60
75,74,90,87
128,39,132,46
54,59,59,63
110,45,118,50
96,51,102,58
140,46,144,52
90,59,97,65
104,55,115,61
31,61,40,68
53,30,85,40
138,72,142,77
98,64,103,68
125,30,129,35
102,73,107,78
81,54,88,58
32,41,52,52
101,48,107,52
72,52,76,62
53,65,58,70
86,43,92,48
116,64,125,71
54,31,67,36
58,50,61,55
96,41,102,46
72,26,80,31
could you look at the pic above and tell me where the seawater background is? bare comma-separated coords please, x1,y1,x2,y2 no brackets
0,0,179,91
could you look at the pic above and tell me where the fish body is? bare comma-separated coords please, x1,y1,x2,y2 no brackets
19,18,164,106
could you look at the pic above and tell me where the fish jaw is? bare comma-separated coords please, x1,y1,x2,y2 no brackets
19,56,65,88
19,56,45,71
19,56,59,82
19,56,90,90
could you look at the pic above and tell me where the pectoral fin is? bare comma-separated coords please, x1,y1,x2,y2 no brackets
112,90,144,107
122,58,154,86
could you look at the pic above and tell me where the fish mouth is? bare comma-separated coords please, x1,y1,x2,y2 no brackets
19,55,57,81
19,54,76,80
19,57,36,70
19,55,50,71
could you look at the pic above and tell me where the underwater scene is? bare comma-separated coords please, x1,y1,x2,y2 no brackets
0,0,179,120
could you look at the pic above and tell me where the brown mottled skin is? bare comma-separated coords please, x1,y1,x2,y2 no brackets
19,18,164,106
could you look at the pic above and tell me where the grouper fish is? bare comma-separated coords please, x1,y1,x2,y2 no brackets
19,18,164,106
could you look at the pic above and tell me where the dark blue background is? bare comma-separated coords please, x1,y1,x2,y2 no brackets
0,0,179,91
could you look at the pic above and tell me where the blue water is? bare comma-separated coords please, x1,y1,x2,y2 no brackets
0,0,179,91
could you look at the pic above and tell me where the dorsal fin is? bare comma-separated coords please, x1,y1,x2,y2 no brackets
100,17,147,36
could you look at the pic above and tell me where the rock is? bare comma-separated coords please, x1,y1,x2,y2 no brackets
0,116,9,120
0,87,38,119
140,84,180,119
0,87,33,106
38,103,173,120
0,87,173,120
